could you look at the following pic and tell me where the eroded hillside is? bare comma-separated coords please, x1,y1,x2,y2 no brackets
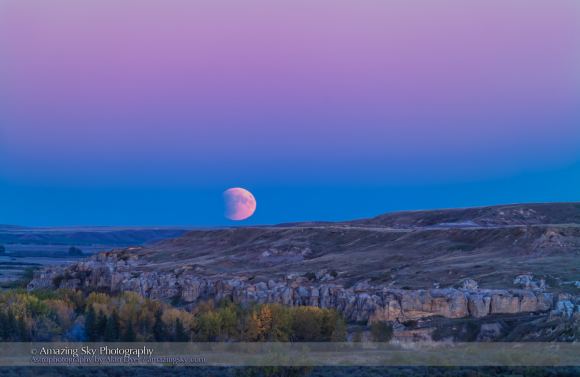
28,203,580,333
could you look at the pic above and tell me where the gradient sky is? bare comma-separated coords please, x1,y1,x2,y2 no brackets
1,0,579,226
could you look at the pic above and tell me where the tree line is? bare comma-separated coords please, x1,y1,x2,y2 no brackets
0,289,346,342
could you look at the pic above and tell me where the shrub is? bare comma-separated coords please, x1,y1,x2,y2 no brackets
370,321,394,342
304,272,317,281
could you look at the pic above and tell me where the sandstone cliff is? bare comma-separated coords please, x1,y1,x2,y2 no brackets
27,203,580,324
28,250,577,324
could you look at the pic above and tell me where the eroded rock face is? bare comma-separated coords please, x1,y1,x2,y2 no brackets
28,252,573,324
467,293,491,318
551,294,580,319
513,274,546,290
461,279,479,290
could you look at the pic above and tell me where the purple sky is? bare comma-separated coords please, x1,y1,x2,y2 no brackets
1,1,579,225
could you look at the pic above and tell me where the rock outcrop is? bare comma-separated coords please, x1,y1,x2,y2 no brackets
513,274,546,290
28,201,580,326
28,251,573,324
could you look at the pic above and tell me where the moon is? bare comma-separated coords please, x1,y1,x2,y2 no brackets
223,187,257,221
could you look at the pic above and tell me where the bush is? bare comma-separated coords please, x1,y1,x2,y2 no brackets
370,321,394,342
304,272,317,281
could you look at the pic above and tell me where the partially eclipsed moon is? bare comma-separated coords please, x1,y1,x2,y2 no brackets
224,187,257,221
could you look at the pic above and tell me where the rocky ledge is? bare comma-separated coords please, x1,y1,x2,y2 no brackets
28,251,579,324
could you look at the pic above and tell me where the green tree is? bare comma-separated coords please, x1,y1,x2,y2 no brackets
264,304,294,342
95,311,108,341
196,311,221,341
122,319,137,342
218,302,239,340
17,316,29,341
290,307,323,341
330,316,347,341
0,312,7,340
174,318,189,342
85,306,98,341
6,310,17,341
104,310,120,341
152,309,165,341
320,310,343,340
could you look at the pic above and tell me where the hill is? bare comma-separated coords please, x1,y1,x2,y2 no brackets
29,203,580,336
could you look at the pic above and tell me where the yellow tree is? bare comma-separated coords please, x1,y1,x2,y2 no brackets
256,305,273,341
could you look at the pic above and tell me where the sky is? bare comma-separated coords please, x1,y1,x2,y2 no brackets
0,0,579,226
